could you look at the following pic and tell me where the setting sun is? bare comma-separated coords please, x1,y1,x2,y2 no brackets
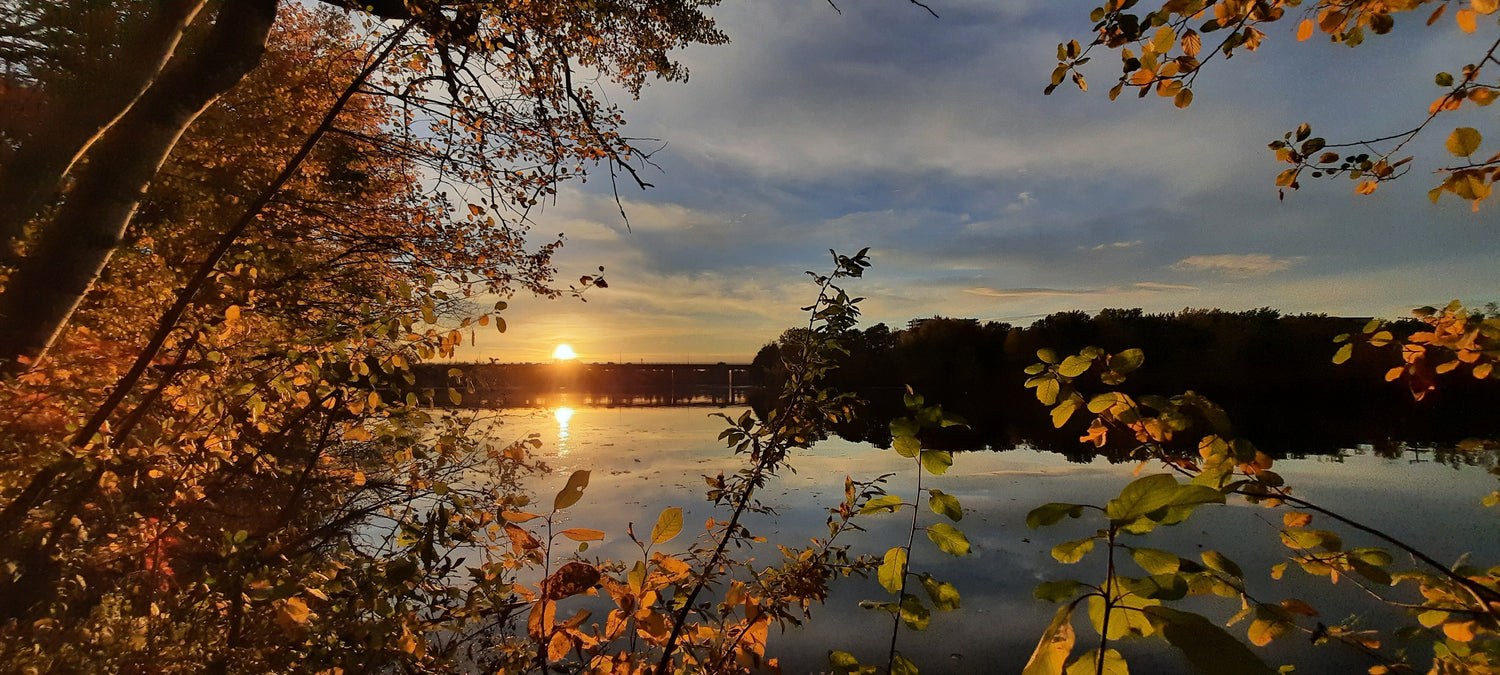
552,344,577,360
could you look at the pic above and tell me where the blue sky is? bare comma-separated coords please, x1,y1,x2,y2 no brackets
471,1,1500,363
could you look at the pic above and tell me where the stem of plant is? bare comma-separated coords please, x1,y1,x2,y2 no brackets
886,452,924,673
1097,526,1117,675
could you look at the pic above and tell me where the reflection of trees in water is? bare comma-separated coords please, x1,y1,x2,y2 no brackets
413,363,762,408
828,389,1500,464
746,311,1500,463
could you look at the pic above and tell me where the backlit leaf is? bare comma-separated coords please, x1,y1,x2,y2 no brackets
921,575,962,610
553,470,590,511
920,449,952,475
1104,474,1181,522
879,547,907,593
1065,648,1128,675
861,494,905,514
1131,547,1180,575
1023,604,1077,675
1456,7,1478,32
558,528,604,542
1052,536,1095,563
926,522,971,556
928,489,963,521
651,507,683,544
1447,127,1482,156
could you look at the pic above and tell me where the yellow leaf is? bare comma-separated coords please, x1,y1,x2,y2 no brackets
1174,88,1194,109
1355,180,1378,195
225,305,242,321
1456,8,1478,32
1476,0,1499,14
1023,605,1076,675
1182,30,1201,56
1447,127,1483,156
1297,19,1314,41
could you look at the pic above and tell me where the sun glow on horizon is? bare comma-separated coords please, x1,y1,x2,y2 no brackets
552,344,577,360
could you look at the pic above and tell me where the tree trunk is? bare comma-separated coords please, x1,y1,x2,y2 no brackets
0,0,281,373
0,0,209,262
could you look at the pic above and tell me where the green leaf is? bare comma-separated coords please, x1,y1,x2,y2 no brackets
1119,573,1189,601
650,507,683,544
1033,579,1083,602
1052,536,1095,564
1023,604,1076,675
889,417,920,438
900,593,932,630
893,435,921,458
1089,593,1159,639
861,494,905,514
920,450,952,475
892,654,919,675
1109,348,1145,374
1104,474,1182,522
1130,547,1180,575
921,575,962,610
553,470,590,511
1037,348,1060,364
1447,127,1483,156
928,489,963,521
1027,503,1085,528
828,651,875,675
926,522,971,556
1201,551,1244,580
879,547,908,593
1065,649,1128,675
1058,355,1092,377
1144,607,1276,675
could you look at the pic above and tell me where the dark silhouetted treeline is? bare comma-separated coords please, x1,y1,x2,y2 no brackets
751,308,1500,459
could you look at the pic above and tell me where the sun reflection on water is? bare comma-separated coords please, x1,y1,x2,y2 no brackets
554,406,573,455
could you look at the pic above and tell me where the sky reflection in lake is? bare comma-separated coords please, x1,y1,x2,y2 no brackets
490,405,1499,674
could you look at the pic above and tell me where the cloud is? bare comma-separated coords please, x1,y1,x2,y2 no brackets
965,286,1102,298
1090,240,1142,251
1171,254,1305,277
1133,281,1198,292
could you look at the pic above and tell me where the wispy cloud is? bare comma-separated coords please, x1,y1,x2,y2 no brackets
1133,281,1197,291
965,286,1102,298
1089,240,1143,251
1171,254,1304,277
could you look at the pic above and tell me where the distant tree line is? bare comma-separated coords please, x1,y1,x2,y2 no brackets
752,308,1500,458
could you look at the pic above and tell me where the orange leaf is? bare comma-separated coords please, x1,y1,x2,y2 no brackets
1457,8,1478,32
1355,180,1378,195
1297,19,1314,41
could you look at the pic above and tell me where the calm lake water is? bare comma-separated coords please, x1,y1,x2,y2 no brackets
488,403,1499,674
